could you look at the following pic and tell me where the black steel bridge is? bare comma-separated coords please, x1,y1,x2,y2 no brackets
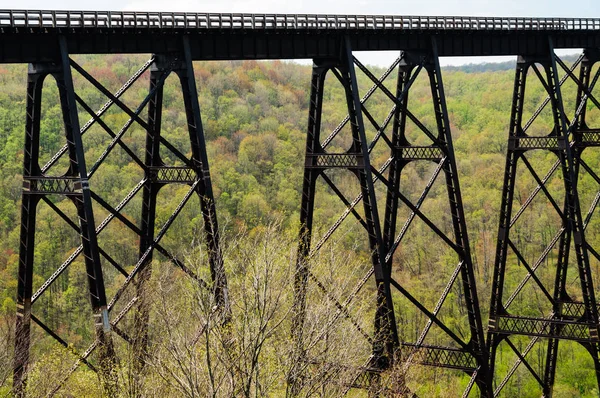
4,9,600,397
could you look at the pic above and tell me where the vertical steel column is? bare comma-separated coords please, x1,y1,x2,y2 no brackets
13,64,44,398
178,37,229,315
379,53,413,397
430,41,490,395
132,57,164,374
382,58,410,270
542,208,572,397
342,36,398,368
290,58,327,392
487,55,526,385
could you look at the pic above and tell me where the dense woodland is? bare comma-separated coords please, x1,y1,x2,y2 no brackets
0,52,598,397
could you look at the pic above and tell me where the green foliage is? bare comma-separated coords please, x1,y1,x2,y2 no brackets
0,55,598,396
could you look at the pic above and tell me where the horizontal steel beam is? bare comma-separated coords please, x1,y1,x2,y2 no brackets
304,153,364,169
399,343,478,372
22,177,83,195
148,166,196,184
576,129,600,146
490,315,599,342
396,146,444,161
0,11,599,62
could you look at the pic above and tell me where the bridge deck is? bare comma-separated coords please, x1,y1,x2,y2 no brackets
0,10,600,62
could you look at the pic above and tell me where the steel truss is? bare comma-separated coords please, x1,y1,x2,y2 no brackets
10,25,600,398
13,35,228,396
290,36,490,396
488,41,600,396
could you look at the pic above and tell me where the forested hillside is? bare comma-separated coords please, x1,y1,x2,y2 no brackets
0,54,599,397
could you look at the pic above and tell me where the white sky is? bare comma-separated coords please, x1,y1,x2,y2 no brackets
1,0,597,66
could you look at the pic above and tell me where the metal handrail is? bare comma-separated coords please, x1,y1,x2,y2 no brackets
0,10,599,31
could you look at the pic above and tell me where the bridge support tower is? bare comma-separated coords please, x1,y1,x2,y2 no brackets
13,36,229,395
290,36,491,396
488,40,600,397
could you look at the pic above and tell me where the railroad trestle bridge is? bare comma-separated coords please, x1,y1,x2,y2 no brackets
3,10,600,397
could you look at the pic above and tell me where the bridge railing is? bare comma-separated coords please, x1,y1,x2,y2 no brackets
0,10,599,31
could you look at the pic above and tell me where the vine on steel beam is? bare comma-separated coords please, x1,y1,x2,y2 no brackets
13,36,229,395
488,41,600,397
